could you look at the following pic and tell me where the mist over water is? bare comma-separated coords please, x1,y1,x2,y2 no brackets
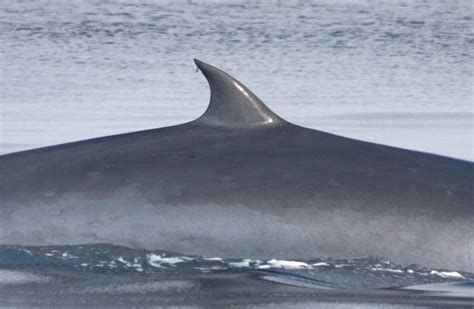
1,0,473,160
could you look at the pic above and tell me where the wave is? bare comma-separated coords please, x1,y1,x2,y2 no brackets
1,243,471,289
1,243,473,306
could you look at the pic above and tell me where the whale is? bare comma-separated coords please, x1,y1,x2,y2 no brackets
0,59,473,272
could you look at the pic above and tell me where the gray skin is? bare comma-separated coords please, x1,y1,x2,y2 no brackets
0,59,473,272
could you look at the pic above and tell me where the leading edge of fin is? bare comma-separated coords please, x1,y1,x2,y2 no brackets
193,59,286,128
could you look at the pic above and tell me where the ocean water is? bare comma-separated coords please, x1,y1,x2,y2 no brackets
0,244,473,306
1,244,471,288
1,0,473,160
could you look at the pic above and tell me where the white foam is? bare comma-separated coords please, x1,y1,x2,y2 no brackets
371,267,404,273
147,254,191,268
229,259,252,268
116,257,133,267
19,249,33,255
203,257,224,262
259,259,312,270
61,252,78,259
334,264,349,268
430,270,465,279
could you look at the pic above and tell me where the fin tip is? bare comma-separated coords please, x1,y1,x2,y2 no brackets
193,59,284,127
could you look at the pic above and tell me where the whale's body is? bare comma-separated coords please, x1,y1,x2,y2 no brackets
0,60,473,272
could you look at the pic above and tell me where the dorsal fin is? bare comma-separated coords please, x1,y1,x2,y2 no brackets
193,59,285,127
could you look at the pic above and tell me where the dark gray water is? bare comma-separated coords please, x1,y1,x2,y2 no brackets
1,0,473,160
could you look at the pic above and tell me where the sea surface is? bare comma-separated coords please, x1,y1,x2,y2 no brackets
0,0,473,306
1,244,473,306
1,0,473,160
